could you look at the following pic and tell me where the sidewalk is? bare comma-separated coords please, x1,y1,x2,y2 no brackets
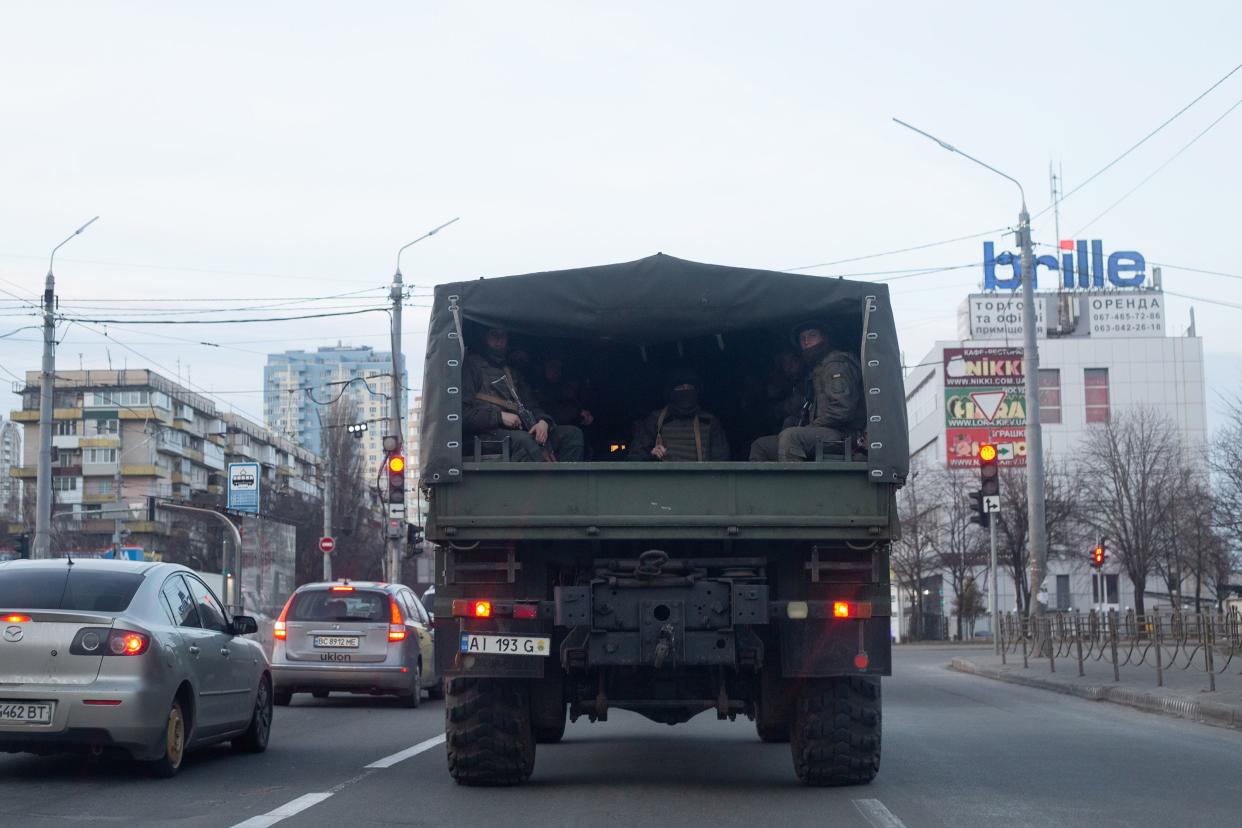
950,644,1242,730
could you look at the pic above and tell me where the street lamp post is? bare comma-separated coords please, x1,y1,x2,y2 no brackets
385,217,458,582
893,119,1049,620
34,216,99,560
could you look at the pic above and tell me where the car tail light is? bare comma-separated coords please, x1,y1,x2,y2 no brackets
71,628,149,656
388,598,407,642
330,585,355,592
274,595,294,641
2,613,31,623
83,699,123,706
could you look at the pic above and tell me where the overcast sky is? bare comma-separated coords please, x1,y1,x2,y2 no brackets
2,2,1240,433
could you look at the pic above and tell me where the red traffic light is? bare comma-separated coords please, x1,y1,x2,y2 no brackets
1092,545,1105,567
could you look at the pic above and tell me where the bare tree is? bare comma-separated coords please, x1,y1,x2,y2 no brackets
1077,407,1181,617
952,579,987,638
1213,397,1242,549
321,398,386,581
892,470,939,640
927,467,989,640
992,460,1083,615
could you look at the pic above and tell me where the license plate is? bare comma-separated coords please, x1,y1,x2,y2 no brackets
459,634,551,657
0,701,53,725
313,636,360,649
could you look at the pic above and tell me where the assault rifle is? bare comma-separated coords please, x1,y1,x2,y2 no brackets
492,375,556,462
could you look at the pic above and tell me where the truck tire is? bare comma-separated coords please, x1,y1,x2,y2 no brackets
791,677,881,786
446,677,535,786
755,669,793,743
534,703,567,744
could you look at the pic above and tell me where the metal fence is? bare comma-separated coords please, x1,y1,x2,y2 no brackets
998,609,1242,693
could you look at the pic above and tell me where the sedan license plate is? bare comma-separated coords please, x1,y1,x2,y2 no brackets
313,636,360,649
460,633,551,657
0,701,53,725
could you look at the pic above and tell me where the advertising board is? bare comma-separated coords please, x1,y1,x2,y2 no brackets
943,347,1027,468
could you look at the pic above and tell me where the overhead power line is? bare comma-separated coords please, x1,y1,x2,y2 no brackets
781,227,1005,272
58,307,390,325
1037,59,1242,218
1071,95,1242,235
1149,261,1242,281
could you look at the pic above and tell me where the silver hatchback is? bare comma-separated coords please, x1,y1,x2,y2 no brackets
0,559,273,777
270,581,439,706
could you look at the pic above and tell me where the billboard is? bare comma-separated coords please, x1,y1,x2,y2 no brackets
964,294,1048,340
943,347,1027,468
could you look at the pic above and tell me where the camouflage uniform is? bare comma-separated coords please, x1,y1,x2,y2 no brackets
461,352,584,462
776,349,865,461
628,407,731,462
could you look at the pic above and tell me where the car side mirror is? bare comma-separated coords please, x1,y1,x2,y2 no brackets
232,615,259,636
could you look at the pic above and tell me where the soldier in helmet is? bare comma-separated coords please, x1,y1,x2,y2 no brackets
748,320,864,461
628,370,730,462
461,327,585,462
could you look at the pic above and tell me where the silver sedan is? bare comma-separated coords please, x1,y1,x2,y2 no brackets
0,558,272,777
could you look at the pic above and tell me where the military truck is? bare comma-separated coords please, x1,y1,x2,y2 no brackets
419,254,907,786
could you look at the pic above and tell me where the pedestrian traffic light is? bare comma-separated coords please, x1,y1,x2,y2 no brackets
978,442,999,498
967,490,989,528
1091,541,1106,568
386,453,406,504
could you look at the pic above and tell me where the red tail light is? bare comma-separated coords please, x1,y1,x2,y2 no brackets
512,603,538,620
110,631,149,656
830,601,873,620
330,585,355,592
388,598,407,642
2,614,31,623
833,602,851,619
472,601,492,618
273,595,294,641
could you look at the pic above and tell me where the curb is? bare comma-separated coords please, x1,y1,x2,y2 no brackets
949,657,1242,731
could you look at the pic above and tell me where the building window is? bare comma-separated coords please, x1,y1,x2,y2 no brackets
1055,574,1070,610
97,479,113,496
1084,368,1110,424
84,448,118,464
53,477,79,492
56,451,76,467
1038,369,1062,424
1091,574,1119,604
55,420,79,436
88,418,119,435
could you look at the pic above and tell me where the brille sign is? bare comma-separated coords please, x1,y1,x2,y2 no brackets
984,239,1146,291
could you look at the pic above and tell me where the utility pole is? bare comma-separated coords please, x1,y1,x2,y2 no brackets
34,217,98,559
316,409,333,581
892,119,1048,620
989,518,1000,655
387,217,459,582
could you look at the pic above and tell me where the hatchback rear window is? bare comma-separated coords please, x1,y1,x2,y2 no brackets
287,589,388,622
0,568,143,612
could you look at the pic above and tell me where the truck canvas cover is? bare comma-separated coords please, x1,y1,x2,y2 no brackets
420,253,908,484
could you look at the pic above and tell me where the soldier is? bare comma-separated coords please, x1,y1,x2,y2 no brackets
776,320,865,461
628,371,730,462
461,327,585,462
536,356,595,430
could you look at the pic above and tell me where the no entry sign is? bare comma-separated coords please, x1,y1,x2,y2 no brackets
318,536,336,554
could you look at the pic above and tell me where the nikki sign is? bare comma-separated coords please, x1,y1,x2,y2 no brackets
983,239,1146,291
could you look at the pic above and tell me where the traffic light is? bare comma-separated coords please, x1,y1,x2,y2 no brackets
968,490,989,528
1091,541,1106,568
386,453,406,504
14,533,31,559
978,442,999,498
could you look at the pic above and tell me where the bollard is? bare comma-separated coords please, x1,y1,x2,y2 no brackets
1154,612,1163,688
999,613,1007,665
1109,608,1120,683
1203,615,1216,693
1074,615,1084,677
1021,617,1029,669
1048,617,1055,673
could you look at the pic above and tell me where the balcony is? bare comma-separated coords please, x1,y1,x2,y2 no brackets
121,465,167,477
11,466,36,479
79,436,121,449
82,492,118,505
52,435,81,449
82,462,119,477
11,407,81,422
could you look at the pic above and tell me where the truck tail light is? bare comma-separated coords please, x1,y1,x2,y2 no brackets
832,601,873,620
512,603,538,620
833,602,851,618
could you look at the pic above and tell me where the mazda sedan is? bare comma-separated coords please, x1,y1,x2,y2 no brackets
0,559,272,777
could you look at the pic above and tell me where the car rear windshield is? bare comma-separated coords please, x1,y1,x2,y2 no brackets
287,589,388,622
0,568,144,612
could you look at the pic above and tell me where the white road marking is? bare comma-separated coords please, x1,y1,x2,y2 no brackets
365,734,446,768
231,792,334,828
853,799,907,828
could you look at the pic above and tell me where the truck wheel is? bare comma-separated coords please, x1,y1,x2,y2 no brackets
791,677,881,786
446,678,535,786
534,703,567,744
755,669,793,743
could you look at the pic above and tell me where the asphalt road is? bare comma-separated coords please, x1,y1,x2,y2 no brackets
2,646,1239,827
